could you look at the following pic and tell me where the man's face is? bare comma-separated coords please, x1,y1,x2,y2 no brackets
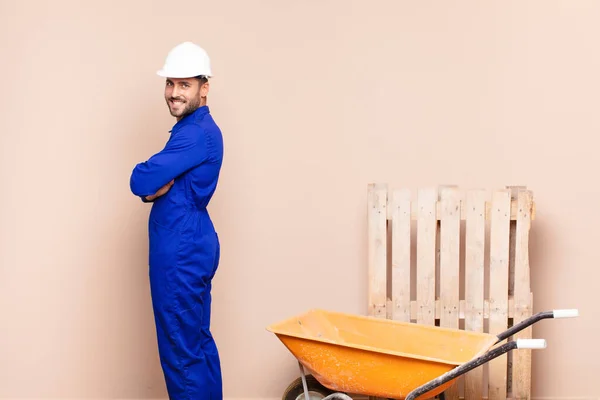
164,77,208,120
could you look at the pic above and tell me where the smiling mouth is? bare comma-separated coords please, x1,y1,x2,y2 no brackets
170,99,185,107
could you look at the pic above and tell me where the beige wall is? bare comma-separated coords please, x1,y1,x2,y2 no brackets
1,1,598,399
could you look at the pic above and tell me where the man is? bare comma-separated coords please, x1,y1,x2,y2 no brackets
129,41,224,400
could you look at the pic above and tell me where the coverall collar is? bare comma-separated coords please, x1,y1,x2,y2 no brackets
169,105,210,133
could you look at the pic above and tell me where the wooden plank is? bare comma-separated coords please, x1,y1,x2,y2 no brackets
391,189,412,322
367,184,389,400
487,189,511,400
464,189,486,400
384,199,534,221
439,187,461,400
506,186,526,396
512,189,534,400
439,187,460,327
367,183,387,319
416,188,437,325
407,296,520,320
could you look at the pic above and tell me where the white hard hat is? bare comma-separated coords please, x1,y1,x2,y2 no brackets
156,41,212,78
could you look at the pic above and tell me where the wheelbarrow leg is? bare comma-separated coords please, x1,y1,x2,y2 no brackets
297,360,352,400
298,361,311,400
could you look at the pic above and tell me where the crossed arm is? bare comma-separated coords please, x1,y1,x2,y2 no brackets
141,179,174,202
130,126,208,202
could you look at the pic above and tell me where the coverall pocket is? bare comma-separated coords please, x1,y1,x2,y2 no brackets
149,219,182,292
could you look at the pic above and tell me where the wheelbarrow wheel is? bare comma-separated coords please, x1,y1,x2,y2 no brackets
282,374,335,400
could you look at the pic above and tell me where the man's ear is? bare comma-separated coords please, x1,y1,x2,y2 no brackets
200,81,210,97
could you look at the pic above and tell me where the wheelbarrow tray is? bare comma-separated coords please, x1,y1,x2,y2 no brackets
267,309,499,399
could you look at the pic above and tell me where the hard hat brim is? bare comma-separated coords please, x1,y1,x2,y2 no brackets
157,69,212,79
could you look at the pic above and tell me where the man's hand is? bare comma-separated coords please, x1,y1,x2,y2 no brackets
144,180,174,202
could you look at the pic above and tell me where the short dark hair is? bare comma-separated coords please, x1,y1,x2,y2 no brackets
194,75,209,84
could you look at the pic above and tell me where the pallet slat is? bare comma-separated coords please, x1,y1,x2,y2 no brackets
383,200,534,221
366,184,535,400
391,189,412,322
407,296,521,320
439,187,461,400
416,188,437,325
367,184,389,400
488,190,511,400
439,186,461,329
367,183,387,319
512,190,534,399
464,189,486,400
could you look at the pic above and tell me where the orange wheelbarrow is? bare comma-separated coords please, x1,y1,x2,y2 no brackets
267,308,578,400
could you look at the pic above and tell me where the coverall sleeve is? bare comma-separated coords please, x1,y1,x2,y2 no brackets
130,125,208,198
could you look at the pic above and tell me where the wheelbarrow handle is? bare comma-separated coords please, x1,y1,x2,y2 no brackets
495,309,579,343
406,309,579,400
516,339,547,349
405,338,545,400
553,309,579,318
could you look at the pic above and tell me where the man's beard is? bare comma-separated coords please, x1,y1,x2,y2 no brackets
168,95,201,119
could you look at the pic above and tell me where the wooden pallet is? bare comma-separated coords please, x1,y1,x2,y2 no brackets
367,184,535,400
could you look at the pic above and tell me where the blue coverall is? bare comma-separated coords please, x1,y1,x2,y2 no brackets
129,105,224,400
